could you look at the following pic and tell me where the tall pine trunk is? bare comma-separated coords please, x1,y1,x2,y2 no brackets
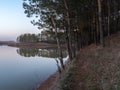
98,0,104,47
107,0,110,37
63,0,73,60
107,0,111,46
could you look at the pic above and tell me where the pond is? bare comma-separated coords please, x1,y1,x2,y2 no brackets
0,46,67,90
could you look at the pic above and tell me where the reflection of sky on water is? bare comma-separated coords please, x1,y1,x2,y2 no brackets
0,46,57,90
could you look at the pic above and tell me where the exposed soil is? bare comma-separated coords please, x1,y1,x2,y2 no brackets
34,72,60,90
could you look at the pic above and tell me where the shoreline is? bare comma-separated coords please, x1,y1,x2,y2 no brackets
0,41,58,48
34,57,71,90
34,71,60,90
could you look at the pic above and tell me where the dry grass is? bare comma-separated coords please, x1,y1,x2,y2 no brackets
34,32,120,90
73,32,120,90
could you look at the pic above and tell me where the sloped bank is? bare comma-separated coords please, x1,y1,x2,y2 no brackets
34,32,120,90
34,57,77,90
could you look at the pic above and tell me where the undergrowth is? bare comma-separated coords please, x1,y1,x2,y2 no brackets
60,59,77,90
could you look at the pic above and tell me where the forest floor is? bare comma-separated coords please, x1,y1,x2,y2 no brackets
34,31,120,90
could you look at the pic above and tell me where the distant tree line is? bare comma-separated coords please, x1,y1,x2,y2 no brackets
17,30,66,43
17,33,39,43
23,0,120,66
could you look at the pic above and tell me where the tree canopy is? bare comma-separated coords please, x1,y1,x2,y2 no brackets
23,0,120,60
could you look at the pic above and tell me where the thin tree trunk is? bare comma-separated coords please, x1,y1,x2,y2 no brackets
65,28,73,60
98,0,104,47
63,0,73,60
107,0,110,37
107,0,111,46
51,16,65,70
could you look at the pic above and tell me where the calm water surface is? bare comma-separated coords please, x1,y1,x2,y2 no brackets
0,46,67,90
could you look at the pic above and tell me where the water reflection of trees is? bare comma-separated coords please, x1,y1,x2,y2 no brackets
16,47,67,58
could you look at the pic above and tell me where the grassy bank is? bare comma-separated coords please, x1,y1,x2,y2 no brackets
60,59,77,90
60,32,120,90
34,32,120,90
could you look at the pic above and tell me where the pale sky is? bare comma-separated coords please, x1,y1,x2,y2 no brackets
0,0,40,41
